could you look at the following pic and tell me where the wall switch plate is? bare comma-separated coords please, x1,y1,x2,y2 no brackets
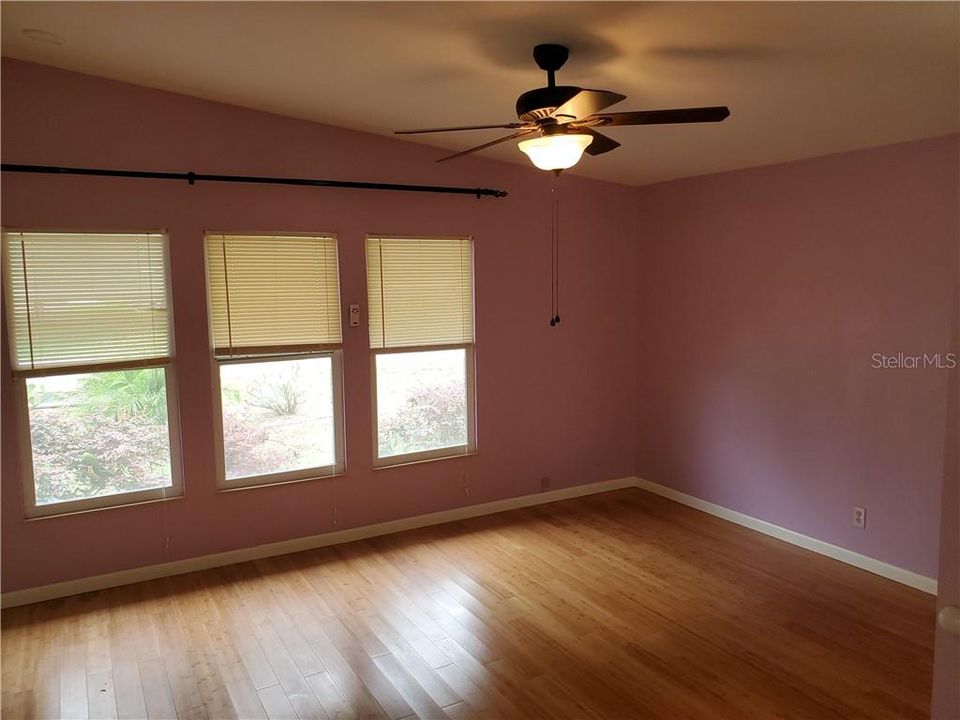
853,506,866,529
349,304,360,327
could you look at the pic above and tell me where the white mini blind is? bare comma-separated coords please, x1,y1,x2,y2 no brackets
366,236,474,349
205,234,342,357
3,232,172,372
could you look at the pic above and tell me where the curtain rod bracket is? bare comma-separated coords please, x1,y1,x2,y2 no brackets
187,171,196,186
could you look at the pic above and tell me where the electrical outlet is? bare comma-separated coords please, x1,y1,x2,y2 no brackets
853,506,866,529
540,476,551,491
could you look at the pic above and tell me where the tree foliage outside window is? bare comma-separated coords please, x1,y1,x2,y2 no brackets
219,357,336,480
27,357,459,501
77,368,169,422
27,368,173,504
220,404,299,479
29,407,170,503
244,363,302,416
378,382,468,458
28,364,332,500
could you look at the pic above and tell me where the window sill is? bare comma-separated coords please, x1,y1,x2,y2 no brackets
373,451,478,471
25,492,184,521
217,470,346,493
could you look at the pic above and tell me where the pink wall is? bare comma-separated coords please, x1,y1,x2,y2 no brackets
932,282,958,719
0,59,639,592
634,135,959,579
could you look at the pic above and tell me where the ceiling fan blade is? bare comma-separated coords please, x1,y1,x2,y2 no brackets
436,129,538,163
551,89,626,123
395,122,531,134
591,106,730,127
582,128,621,156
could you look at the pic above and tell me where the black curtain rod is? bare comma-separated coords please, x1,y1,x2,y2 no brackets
0,163,508,199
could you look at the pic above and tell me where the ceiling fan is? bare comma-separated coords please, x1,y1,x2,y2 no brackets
396,43,730,172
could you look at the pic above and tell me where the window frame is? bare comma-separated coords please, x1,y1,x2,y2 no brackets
15,363,185,519
203,230,346,491
370,343,477,468
2,228,184,518
210,350,346,490
365,234,477,469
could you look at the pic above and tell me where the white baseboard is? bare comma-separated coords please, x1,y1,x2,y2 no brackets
1,476,636,608
2,474,936,607
633,477,938,595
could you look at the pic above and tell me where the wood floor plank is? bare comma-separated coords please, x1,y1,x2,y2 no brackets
110,658,147,720
138,657,178,720
274,622,327,678
362,612,462,708
305,670,360,720
60,644,89,720
308,634,388,719
86,670,118,720
432,663,485,712
233,632,281,691
258,684,299,720
256,626,330,720
431,638,526,719
197,682,236,720
225,678,268,720
334,643,413,720
439,701,472,720
371,651,448,720
1,489,936,720
84,597,114,673
33,638,62,720
177,705,209,720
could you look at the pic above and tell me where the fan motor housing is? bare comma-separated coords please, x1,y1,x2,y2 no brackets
516,86,581,122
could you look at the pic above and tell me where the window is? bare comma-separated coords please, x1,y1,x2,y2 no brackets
2,231,181,516
205,233,344,488
366,236,475,465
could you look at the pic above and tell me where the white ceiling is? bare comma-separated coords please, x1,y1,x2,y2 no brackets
1,2,957,186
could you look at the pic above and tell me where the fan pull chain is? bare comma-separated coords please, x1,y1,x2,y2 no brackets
555,179,560,326
549,184,555,325
549,179,561,326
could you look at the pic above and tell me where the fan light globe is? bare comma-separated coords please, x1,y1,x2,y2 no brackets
518,134,593,171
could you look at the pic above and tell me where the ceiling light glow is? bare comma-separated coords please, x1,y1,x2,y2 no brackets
518,134,594,171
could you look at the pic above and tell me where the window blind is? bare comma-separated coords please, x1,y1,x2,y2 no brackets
205,234,342,357
366,236,474,350
3,232,172,372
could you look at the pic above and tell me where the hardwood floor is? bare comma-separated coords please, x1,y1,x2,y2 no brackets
1,489,935,720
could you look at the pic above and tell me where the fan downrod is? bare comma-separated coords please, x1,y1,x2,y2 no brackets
533,44,569,87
